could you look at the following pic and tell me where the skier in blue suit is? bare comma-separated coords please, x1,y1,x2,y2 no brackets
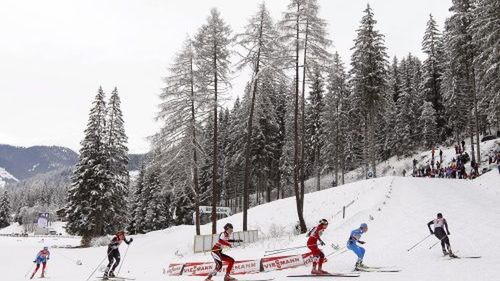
347,223,368,270
31,246,50,279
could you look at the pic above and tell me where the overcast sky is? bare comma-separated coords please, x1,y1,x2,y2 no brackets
0,0,452,154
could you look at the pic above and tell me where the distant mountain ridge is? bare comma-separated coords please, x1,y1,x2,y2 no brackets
0,144,78,181
0,144,146,183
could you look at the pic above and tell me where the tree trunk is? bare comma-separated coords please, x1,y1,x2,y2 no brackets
369,107,377,177
299,15,310,221
211,40,219,235
293,4,307,233
242,10,264,231
316,147,320,191
471,67,481,163
190,54,201,236
335,99,340,186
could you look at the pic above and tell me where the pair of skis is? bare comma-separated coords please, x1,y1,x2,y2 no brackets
287,273,360,278
288,265,400,278
354,265,401,273
447,255,482,260
97,276,135,281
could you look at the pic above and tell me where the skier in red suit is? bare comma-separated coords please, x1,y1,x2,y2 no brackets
205,223,243,281
307,219,329,275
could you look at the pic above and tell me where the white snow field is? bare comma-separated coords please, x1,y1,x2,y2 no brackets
1,169,499,281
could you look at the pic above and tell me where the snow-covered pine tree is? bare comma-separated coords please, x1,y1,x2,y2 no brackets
409,55,425,147
305,66,325,191
218,109,230,207
199,112,215,210
443,0,480,161
471,0,500,133
395,58,413,156
157,37,204,235
384,57,402,157
224,97,246,212
104,87,130,234
172,185,192,226
128,162,146,234
250,73,281,204
65,87,113,246
323,53,350,185
193,8,232,234
234,2,281,231
278,84,296,200
422,14,446,140
143,166,171,232
271,78,288,200
421,101,438,148
0,191,10,228
349,4,388,178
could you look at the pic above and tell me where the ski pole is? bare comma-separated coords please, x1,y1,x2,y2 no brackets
263,243,324,257
24,263,34,279
265,243,322,254
326,247,348,258
117,244,130,275
84,255,107,281
429,235,447,250
407,234,433,252
264,246,308,253
56,250,83,265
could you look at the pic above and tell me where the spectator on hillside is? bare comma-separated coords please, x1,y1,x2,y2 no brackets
461,140,466,152
439,149,443,163
472,159,479,175
470,168,478,179
455,145,459,155
432,147,436,160
496,151,500,174
402,169,407,177
446,167,452,178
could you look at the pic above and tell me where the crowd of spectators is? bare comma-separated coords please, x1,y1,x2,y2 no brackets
408,141,499,179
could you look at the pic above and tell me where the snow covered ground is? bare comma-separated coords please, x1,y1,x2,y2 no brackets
1,168,499,281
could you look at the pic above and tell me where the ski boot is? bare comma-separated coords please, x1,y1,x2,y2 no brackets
224,274,237,281
103,271,109,280
311,268,323,275
318,269,330,275
355,260,366,271
448,249,458,258
205,274,213,281
109,271,116,278
442,248,449,256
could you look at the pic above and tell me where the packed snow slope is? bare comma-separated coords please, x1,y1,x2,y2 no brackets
1,171,499,281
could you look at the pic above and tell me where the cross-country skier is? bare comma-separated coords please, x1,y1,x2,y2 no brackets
306,219,329,275
427,213,456,257
31,246,50,279
103,230,133,279
205,223,243,281
347,223,368,270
